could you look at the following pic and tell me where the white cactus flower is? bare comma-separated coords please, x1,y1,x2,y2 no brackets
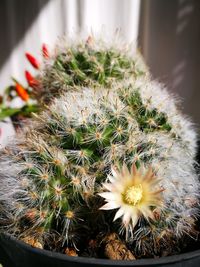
99,163,164,229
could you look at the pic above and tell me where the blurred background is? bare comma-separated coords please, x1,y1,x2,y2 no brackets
0,0,200,144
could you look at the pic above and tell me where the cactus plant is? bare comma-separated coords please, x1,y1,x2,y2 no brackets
37,36,146,102
0,37,199,260
0,36,145,125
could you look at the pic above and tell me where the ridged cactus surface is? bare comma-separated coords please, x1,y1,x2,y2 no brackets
0,37,199,259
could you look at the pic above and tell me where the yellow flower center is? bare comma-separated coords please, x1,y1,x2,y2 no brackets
124,184,143,205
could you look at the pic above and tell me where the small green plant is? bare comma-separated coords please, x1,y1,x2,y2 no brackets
0,36,199,260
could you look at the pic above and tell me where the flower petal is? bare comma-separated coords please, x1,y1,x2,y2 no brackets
131,214,139,228
139,206,154,220
107,174,116,183
131,163,138,176
144,167,154,181
113,208,125,221
100,201,120,210
122,163,130,177
98,192,116,201
122,210,131,226
111,165,124,180
102,182,114,191
111,166,119,178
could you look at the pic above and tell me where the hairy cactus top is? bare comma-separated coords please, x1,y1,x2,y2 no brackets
0,37,199,259
37,36,146,102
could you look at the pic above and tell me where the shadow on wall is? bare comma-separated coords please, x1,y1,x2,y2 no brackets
138,0,200,125
0,0,50,71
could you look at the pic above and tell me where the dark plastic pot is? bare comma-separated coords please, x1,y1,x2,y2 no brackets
0,234,200,267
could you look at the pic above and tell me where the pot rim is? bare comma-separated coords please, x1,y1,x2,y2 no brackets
2,233,200,266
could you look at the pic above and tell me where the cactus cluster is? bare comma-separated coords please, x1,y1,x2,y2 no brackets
0,36,199,259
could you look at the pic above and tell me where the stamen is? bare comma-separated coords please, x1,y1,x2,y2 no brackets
124,184,143,205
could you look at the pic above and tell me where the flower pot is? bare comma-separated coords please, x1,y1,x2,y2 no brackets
0,234,200,267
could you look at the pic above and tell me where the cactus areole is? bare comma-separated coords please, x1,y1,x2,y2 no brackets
0,36,200,266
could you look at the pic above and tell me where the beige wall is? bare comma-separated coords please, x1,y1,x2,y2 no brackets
139,0,200,126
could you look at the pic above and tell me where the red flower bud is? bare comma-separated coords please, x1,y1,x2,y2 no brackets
25,70,39,88
25,52,40,69
15,83,29,101
42,43,49,59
